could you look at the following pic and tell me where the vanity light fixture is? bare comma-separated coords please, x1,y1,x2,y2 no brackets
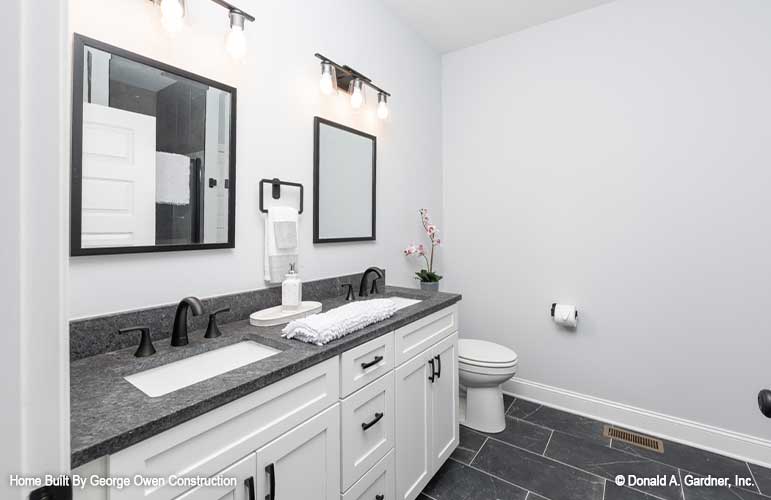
151,0,255,59
314,53,392,119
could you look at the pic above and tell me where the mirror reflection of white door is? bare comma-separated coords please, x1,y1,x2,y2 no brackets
203,89,229,244
81,102,156,247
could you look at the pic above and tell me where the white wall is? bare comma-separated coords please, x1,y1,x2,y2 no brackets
0,2,23,495
443,0,771,444
69,0,443,318
2,0,70,497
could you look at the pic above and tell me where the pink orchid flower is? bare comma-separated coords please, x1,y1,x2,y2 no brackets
404,208,443,282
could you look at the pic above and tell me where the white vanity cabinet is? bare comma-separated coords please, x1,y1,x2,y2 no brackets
73,304,459,500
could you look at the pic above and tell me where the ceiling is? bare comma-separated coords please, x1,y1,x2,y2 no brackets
380,0,616,53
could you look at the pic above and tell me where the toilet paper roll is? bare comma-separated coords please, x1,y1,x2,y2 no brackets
552,304,578,328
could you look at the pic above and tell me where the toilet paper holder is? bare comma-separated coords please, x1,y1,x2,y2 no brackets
551,303,578,319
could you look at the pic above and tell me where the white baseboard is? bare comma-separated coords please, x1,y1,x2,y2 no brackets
503,377,771,468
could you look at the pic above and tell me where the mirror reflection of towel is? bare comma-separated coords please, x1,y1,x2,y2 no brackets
155,152,190,205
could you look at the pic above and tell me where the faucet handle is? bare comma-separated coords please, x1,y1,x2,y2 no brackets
341,284,355,301
369,277,381,295
205,307,230,339
119,326,156,358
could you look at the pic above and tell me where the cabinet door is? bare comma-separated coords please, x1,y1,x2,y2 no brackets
394,350,433,500
430,332,459,470
174,453,255,500
255,404,340,500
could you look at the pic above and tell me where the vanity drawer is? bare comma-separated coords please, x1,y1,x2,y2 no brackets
340,332,394,397
394,305,457,365
342,450,394,500
341,371,394,491
109,357,339,500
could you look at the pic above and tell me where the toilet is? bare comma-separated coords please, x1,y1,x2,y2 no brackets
458,339,519,433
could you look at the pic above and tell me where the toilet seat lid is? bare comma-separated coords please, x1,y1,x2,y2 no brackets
459,339,518,366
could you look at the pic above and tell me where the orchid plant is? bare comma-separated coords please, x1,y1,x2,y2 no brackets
404,208,442,283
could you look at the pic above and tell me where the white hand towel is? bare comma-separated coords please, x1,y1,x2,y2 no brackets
282,299,397,346
274,221,298,249
155,152,190,205
264,206,299,283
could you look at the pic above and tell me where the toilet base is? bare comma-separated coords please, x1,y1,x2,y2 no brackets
462,384,506,433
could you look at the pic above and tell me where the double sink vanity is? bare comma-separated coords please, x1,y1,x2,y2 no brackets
70,279,461,500
67,35,459,500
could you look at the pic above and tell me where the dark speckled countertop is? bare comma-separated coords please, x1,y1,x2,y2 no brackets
70,286,461,468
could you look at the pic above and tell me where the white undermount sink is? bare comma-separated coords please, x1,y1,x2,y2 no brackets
124,341,280,397
388,296,422,310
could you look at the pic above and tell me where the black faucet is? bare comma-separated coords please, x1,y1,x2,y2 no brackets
171,296,204,346
359,267,384,297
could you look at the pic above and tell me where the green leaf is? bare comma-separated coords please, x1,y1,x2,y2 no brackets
414,269,442,282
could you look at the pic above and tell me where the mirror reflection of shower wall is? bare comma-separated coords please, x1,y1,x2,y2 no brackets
79,44,231,249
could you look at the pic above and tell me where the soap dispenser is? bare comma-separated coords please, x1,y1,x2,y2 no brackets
282,263,302,311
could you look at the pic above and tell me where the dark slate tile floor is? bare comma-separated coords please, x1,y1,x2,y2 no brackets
750,465,771,496
421,396,771,500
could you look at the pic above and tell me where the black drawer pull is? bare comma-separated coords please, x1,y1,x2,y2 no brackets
428,358,436,382
434,355,442,379
245,477,255,500
362,412,384,431
265,463,275,500
376,495,385,500
361,355,384,370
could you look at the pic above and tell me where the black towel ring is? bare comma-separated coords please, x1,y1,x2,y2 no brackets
259,178,304,214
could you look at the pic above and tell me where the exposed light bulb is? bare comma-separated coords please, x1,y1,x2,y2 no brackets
319,62,336,95
226,26,246,60
319,74,334,95
160,0,184,34
225,11,247,61
377,93,389,119
350,79,364,109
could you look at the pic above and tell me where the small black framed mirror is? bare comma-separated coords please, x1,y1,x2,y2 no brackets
70,34,237,256
313,117,376,243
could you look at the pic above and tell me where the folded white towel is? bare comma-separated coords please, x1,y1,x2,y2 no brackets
274,221,298,249
155,152,190,205
282,299,397,346
264,206,299,283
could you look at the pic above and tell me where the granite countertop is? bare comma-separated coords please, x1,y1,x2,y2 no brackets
70,286,461,468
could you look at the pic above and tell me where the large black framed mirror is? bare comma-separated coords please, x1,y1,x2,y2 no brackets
70,34,237,256
313,117,376,243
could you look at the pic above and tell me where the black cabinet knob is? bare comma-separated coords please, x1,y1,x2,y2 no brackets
759,390,771,418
